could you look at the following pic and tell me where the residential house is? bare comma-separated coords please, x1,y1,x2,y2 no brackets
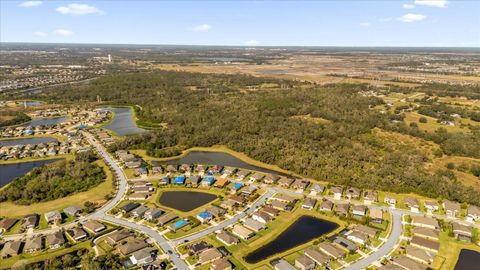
180,164,192,173
319,199,334,212
262,206,281,217
413,227,439,241
271,259,296,270
452,222,472,242
129,193,148,200
135,167,148,177
363,191,378,205
304,247,329,266
63,205,82,217
410,236,440,253
393,256,429,270
384,196,397,208
252,211,273,224
22,214,39,229
412,216,439,230
295,254,315,270
232,224,254,240
318,242,346,259
208,165,223,174
292,178,310,191
227,195,245,205
159,176,170,185
144,208,164,221
369,209,384,223
158,213,178,226
132,186,154,193
151,162,163,174
211,258,232,270
196,164,207,173
352,205,367,218
424,201,439,214
165,164,177,173
264,174,280,184
223,166,237,176
269,200,289,212
249,172,265,182
443,201,461,218
121,202,140,214
214,177,229,188
130,247,154,265
68,227,88,242
207,206,227,218
119,239,149,256
243,218,266,232
106,230,132,246
1,240,22,258
202,176,216,186
347,231,369,245
404,197,420,213
0,218,18,231
273,193,297,204
197,211,214,223
221,200,237,210
346,187,361,200
302,197,317,210
241,185,257,195
278,177,294,188
46,231,65,249
173,175,186,185
199,248,223,264
24,236,43,253
45,210,62,224
467,205,480,222
329,186,343,200
333,236,358,252
335,203,350,217
236,170,250,179
131,205,149,218
169,219,189,232
406,246,435,264
354,224,378,238
188,241,212,255
216,231,239,246
83,220,106,234
310,183,325,195
186,175,202,186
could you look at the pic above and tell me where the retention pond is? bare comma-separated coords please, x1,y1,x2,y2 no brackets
158,191,217,212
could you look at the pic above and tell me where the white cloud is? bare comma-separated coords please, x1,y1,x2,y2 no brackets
19,1,42,8
192,24,212,32
56,3,104,16
53,29,74,36
244,40,259,46
414,0,448,8
398,13,427,22
403,4,415,9
34,31,47,37
359,22,371,27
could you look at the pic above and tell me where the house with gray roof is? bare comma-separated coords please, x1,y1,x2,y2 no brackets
64,205,82,217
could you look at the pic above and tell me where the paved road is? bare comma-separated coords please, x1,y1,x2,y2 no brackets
344,211,402,270
173,189,276,245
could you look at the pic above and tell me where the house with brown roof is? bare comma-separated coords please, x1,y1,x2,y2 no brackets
369,208,384,223
443,201,461,218
352,205,367,218
295,254,315,270
24,236,43,253
46,231,66,249
424,201,439,213
232,224,254,240
412,227,439,241
329,186,343,200
214,177,229,188
393,255,429,270
319,199,333,212
363,191,378,205
243,218,266,232
272,193,297,204
412,216,439,230
304,247,329,266
188,241,212,255
216,231,239,246
249,172,265,182
269,200,289,212
406,246,435,264
384,196,397,208
199,248,223,264
83,220,106,234
227,195,245,205
278,177,294,188
119,239,149,256
262,206,281,216
264,174,280,184
0,218,18,231
318,242,346,259
67,227,88,242
346,187,361,200
335,203,350,217
452,222,472,241
158,213,178,226
1,240,22,258
207,206,227,218
404,197,420,213
302,197,317,210
292,179,310,191
354,224,378,237
106,229,132,246
22,214,38,229
211,258,232,270
410,236,439,253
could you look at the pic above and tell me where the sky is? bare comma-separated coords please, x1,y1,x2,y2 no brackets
1,0,479,47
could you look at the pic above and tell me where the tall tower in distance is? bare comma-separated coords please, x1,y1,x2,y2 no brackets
108,54,112,62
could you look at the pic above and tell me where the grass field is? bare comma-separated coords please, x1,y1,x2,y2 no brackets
0,159,113,218
432,231,480,270
403,112,469,133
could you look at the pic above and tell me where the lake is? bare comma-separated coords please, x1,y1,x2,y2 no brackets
244,215,339,264
167,151,290,176
454,249,480,270
24,117,68,127
158,191,217,212
0,137,58,147
0,158,63,187
101,107,147,136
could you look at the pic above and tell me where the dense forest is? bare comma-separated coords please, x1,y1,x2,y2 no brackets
0,151,105,205
33,71,480,205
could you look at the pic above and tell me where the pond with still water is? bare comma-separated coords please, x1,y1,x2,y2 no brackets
244,215,339,264
0,137,58,147
158,191,217,212
0,158,63,187
101,107,147,136
454,249,480,270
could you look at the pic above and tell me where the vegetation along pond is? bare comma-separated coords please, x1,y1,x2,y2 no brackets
158,191,217,212
101,107,147,136
244,215,339,264
454,249,480,270
0,137,58,147
0,158,63,187
168,151,290,177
